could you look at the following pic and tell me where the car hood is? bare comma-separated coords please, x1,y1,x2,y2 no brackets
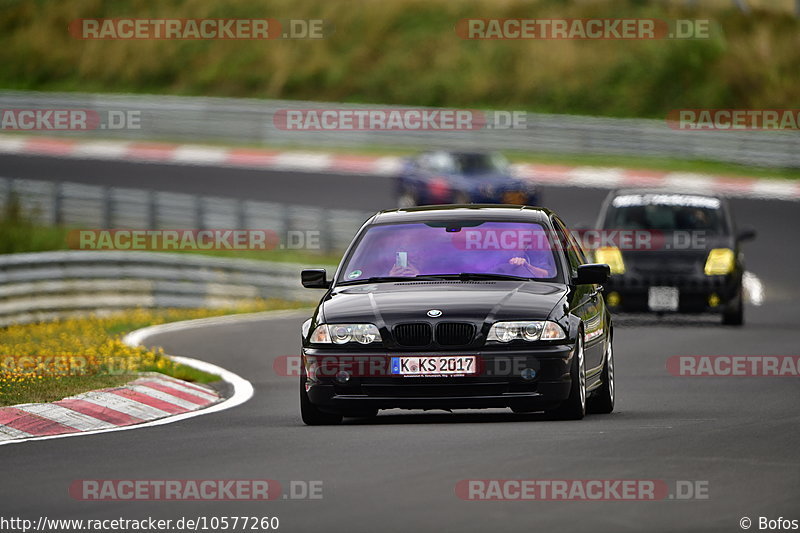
320,280,567,326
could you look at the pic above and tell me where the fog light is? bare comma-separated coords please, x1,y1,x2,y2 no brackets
708,293,720,307
335,370,351,384
607,291,621,307
521,368,537,381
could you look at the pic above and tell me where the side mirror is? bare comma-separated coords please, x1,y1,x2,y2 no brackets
575,263,610,285
301,269,331,289
736,226,756,242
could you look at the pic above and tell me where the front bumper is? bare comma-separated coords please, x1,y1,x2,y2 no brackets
604,272,741,314
303,344,574,413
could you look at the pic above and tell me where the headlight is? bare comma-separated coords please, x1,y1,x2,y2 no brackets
704,248,735,275
594,246,625,274
310,324,382,345
487,321,566,342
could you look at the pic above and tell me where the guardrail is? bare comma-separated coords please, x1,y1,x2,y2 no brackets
1,90,798,168
0,176,372,253
0,251,321,326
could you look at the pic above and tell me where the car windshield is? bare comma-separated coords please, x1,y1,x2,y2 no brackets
606,194,726,233
421,152,508,175
338,221,561,283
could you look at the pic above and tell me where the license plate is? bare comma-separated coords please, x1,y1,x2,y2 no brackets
390,356,477,376
648,286,679,311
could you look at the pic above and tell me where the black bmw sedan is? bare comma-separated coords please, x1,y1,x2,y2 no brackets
299,205,614,425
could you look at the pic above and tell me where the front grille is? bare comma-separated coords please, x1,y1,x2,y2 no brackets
393,323,432,347
436,322,475,346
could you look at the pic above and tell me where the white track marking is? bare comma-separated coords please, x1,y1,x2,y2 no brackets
0,136,29,153
663,173,717,192
14,404,116,431
372,156,404,176
172,146,228,164
145,377,219,401
273,152,332,171
70,141,130,159
0,425,34,439
568,167,624,187
126,384,208,410
750,181,800,200
743,271,764,306
74,391,172,419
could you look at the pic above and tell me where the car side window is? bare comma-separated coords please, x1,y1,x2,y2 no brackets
552,217,585,275
566,227,588,265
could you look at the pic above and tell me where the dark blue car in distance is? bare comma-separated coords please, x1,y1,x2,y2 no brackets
395,150,541,207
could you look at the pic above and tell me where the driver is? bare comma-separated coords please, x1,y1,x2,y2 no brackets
508,255,552,277
505,231,556,278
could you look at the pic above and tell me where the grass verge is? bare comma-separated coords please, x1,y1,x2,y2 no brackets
1,0,798,119
0,198,342,265
0,302,308,406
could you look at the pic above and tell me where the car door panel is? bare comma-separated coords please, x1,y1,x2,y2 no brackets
553,216,606,375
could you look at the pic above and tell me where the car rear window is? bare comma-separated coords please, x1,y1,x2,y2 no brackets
605,194,726,233
419,152,508,175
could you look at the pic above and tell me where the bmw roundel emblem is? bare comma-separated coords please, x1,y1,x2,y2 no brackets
426,309,443,318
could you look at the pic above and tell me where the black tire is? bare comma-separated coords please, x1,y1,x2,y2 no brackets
300,376,342,426
588,338,615,414
722,287,744,326
343,409,379,418
547,335,586,420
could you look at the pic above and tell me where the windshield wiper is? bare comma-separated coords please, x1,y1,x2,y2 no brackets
338,275,445,286
424,272,533,281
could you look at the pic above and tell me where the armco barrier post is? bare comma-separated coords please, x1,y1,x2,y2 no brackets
148,190,158,229
52,181,63,226
102,186,113,228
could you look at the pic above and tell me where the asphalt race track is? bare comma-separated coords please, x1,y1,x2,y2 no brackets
3,154,800,532
0,154,392,209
